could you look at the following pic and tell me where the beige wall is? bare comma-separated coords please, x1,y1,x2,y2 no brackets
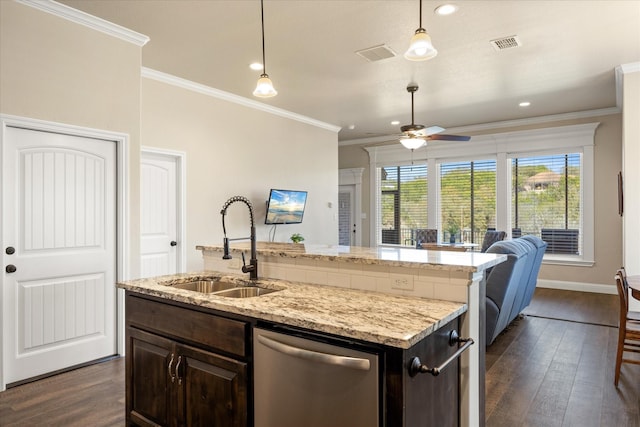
622,67,640,310
0,0,143,277
141,78,339,271
339,113,624,288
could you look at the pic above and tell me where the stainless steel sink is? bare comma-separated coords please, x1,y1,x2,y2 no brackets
165,279,280,297
171,280,237,293
215,287,279,298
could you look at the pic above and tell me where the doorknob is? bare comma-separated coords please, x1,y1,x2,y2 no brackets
170,241,177,246
5,264,17,273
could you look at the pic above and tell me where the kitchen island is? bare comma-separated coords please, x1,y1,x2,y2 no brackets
119,272,470,426
197,242,507,427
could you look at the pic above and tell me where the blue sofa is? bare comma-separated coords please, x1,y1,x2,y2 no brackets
484,236,547,345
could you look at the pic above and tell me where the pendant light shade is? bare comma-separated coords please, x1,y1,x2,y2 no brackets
405,28,438,61
253,0,277,98
254,74,277,97
400,137,426,150
404,0,437,61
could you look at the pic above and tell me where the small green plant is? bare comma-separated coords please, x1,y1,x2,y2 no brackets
290,233,305,244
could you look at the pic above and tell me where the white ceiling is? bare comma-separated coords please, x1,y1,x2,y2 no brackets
59,0,640,142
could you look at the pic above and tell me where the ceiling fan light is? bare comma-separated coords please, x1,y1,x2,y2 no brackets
253,74,277,97
400,137,426,150
404,29,438,61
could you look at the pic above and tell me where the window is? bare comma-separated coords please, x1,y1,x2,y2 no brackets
378,165,427,245
366,122,596,264
512,153,582,255
440,160,497,243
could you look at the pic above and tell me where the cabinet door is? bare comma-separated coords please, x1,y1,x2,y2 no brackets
178,343,248,427
127,328,176,427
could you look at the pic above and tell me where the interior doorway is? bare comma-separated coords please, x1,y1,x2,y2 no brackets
0,115,128,390
140,148,186,278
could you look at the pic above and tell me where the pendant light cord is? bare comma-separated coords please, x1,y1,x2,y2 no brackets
418,0,423,29
260,0,267,75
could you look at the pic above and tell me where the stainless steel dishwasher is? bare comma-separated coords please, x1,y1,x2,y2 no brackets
253,327,379,427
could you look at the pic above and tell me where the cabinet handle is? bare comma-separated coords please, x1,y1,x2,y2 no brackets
408,330,474,377
168,353,176,383
175,356,183,385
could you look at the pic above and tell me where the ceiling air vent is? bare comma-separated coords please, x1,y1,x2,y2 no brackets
490,35,522,51
355,44,397,62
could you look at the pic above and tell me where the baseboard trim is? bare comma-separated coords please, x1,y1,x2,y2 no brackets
537,279,616,295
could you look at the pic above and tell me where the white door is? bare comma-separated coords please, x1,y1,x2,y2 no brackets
338,185,356,246
140,153,178,278
2,126,117,387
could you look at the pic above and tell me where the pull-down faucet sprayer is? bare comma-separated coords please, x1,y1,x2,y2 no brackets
220,196,258,280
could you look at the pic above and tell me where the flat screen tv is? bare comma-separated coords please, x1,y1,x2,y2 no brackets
265,189,308,224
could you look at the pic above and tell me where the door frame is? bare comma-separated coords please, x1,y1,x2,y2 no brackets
141,146,187,275
339,168,364,247
0,114,130,390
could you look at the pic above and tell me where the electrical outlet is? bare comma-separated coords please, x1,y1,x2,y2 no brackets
391,276,414,290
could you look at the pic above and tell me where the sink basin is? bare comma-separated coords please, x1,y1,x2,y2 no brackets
215,287,278,298
171,280,237,293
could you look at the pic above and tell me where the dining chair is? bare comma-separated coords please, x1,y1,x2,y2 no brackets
618,267,640,320
480,230,507,252
614,269,640,386
413,229,438,248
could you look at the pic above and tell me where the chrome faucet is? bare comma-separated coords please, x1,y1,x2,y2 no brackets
220,196,258,280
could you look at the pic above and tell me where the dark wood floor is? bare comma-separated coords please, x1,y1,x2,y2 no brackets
0,288,638,426
0,356,125,426
487,288,640,426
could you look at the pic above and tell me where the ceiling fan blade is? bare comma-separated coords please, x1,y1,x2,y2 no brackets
426,134,471,141
422,125,445,136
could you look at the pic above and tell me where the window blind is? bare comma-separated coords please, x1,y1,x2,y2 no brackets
512,153,582,255
439,160,497,243
378,165,427,245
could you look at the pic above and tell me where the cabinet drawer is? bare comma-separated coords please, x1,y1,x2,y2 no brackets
126,293,248,357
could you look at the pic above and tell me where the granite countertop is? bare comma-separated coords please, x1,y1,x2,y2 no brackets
196,242,506,273
117,271,467,349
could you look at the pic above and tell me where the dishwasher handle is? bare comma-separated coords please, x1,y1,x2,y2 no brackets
257,334,371,371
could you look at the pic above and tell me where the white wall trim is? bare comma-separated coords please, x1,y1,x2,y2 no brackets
537,279,616,295
0,113,130,388
141,146,188,274
14,0,149,46
341,107,617,147
615,62,640,110
141,67,341,134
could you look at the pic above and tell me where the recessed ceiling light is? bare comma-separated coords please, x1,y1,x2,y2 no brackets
519,101,531,107
249,62,264,71
348,124,356,130
435,4,458,16
391,120,400,125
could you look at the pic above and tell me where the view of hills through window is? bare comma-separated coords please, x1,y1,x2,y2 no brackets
378,152,582,254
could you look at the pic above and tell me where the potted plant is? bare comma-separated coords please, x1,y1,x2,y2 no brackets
290,233,305,244
445,219,460,244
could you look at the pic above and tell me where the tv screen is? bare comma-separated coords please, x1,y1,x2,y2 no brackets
265,189,308,224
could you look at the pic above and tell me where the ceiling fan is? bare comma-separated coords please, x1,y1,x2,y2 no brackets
398,83,470,150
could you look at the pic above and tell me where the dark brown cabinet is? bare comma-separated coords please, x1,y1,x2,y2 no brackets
125,293,248,427
124,290,464,426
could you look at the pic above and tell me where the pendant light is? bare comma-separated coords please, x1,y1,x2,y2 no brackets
404,0,438,61
253,0,277,97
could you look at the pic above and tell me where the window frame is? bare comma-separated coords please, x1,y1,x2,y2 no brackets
366,122,597,266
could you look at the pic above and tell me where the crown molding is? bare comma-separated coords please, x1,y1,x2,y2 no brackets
340,107,619,147
14,0,149,47
141,67,341,134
